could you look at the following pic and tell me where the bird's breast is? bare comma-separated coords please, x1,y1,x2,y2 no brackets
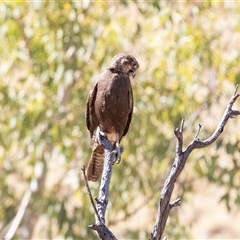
94,74,131,136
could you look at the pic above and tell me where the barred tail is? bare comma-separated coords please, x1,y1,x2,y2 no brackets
86,143,105,182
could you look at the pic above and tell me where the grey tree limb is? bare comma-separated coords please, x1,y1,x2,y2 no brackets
82,136,117,240
150,85,240,240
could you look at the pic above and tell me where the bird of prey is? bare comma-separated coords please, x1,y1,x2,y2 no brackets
86,54,139,181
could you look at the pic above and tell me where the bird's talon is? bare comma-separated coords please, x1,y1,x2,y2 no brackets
120,146,124,154
115,158,121,164
112,145,122,164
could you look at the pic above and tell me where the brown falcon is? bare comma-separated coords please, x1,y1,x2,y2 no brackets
86,54,139,181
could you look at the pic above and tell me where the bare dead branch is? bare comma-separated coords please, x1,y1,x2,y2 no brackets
185,85,240,155
83,136,117,240
95,137,115,225
151,86,240,240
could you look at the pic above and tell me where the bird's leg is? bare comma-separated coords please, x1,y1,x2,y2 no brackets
95,126,106,145
113,134,123,164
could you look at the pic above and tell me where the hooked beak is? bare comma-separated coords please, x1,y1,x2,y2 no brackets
131,70,136,78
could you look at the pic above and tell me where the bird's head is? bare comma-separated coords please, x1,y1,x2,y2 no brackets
109,54,139,78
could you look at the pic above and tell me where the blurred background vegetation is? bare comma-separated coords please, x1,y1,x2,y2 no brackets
0,1,240,239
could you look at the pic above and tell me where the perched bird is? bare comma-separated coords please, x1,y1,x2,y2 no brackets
86,54,139,181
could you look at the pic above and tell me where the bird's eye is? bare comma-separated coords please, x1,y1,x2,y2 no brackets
132,62,137,68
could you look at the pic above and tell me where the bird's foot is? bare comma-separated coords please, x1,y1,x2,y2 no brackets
112,134,124,164
95,126,106,145
113,146,124,164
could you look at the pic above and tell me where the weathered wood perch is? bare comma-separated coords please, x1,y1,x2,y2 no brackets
82,136,117,240
83,85,240,240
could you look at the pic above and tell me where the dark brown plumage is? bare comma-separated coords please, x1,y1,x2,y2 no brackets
86,54,139,181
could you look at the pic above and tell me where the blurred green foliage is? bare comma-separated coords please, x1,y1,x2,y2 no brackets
0,1,240,239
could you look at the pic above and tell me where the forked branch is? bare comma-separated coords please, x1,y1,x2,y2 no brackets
151,85,240,240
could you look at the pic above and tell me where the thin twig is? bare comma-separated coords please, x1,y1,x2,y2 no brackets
81,166,102,224
174,119,184,154
169,198,181,209
194,123,202,140
233,84,239,96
